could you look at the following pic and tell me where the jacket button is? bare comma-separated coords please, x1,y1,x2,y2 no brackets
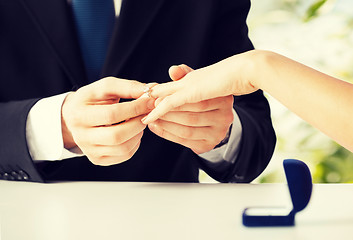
3,173,14,180
11,171,22,180
18,170,29,180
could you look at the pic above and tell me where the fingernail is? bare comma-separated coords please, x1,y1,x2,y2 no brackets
141,116,147,124
147,99,155,110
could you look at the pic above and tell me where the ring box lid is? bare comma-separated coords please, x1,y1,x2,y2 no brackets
284,159,312,213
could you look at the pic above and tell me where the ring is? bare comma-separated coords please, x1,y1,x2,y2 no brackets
143,86,153,98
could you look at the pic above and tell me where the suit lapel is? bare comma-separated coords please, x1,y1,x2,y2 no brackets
20,0,87,87
102,0,165,78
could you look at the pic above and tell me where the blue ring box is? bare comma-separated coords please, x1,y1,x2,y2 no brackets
242,159,313,227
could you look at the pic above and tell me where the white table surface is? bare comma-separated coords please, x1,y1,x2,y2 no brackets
0,181,352,240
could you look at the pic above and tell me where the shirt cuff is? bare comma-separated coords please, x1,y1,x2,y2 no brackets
26,92,83,161
198,109,242,164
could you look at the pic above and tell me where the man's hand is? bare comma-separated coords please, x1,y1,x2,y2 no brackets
61,77,155,166
148,65,234,154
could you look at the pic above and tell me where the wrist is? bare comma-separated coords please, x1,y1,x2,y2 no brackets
248,50,278,90
61,93,77,149
225,50,260,95
242,50,263,90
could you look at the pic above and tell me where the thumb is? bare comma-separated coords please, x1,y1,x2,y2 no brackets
79,77,147,103
168,64,194,81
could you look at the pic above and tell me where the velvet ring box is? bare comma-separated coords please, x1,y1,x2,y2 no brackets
242,159,313,227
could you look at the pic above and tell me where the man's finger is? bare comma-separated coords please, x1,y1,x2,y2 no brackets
85,131,144,156
150,120,210,141
80,116,147,146
79,77,147,102
79,97,155,126
148,123,209,154
158,110,223,127
169,97,233,112
87,141,141,166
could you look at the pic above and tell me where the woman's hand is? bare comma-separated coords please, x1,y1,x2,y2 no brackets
146,65,234,154
142,51,259,124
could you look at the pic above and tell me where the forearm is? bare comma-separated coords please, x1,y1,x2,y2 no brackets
250,50,353,152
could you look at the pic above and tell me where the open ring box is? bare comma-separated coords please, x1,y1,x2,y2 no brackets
242,159,313,227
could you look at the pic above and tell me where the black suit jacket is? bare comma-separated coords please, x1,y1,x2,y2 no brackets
0,0,276,183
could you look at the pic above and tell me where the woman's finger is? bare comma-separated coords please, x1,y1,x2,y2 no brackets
142,92,187,124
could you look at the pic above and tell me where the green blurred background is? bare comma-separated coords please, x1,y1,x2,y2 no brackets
200,0,353,183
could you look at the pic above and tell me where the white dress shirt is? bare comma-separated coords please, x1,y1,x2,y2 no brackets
25,0,243,166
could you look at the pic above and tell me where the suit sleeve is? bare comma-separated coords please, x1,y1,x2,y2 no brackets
0,100,45,182
198,0,276,183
